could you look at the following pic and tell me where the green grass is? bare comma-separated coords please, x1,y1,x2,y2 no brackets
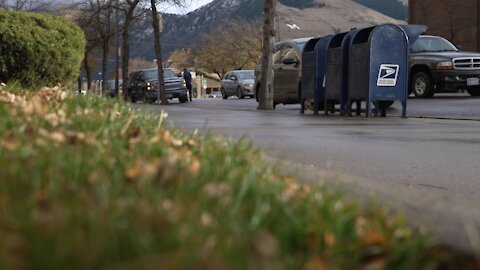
0,84,475,269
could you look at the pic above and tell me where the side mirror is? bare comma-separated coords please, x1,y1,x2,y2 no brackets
230,77,237,81
283,58,299,65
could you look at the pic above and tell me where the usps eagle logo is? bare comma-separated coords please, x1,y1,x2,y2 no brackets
377,64,399,87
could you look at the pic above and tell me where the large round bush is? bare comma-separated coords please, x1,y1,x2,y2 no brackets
0,10,85,87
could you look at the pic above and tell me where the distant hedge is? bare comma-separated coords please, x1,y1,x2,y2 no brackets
0,10,85,88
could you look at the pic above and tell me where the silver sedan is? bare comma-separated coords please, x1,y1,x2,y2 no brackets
220,70,255,99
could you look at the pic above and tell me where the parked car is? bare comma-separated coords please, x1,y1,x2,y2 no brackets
126,68,189,103
208,90,221,98
409,35,480,97
254,38,310,108
220,70,255,99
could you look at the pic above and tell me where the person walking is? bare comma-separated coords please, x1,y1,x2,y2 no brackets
183,68,193,101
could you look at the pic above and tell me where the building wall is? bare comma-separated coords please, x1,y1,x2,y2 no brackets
409,0,479,52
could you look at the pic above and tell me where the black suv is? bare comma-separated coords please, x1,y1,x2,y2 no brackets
410,35,480,98
127,68,189,103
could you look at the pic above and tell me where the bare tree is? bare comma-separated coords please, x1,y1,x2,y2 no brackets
151,0,167,104
257,0,276,110
194,20,262,79
76,0,116,94
114,0,141,98
150,0,186,104
1,0,55,11
412,0,429,25
438,0,461,42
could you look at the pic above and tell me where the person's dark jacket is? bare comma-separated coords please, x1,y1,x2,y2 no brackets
183,71,192,85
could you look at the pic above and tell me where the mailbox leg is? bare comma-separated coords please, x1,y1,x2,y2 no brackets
314,93,319,115
380,102,386,117
300,98,305,114
355,100,361,116
366,101,371,118
402,100,407,118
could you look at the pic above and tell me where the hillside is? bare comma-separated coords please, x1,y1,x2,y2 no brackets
130,0,406,60
352,0,408,20
275,0,405,40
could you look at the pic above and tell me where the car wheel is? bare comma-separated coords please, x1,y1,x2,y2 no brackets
128,90,136,103
142,91,153,104
467,87,480,96
221,88,228,99
179,95,188,103
304,98,314,111
237,87,244,99
412,72,434,98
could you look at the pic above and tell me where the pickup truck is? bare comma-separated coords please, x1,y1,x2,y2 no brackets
126,68,189,103
410,35,480,97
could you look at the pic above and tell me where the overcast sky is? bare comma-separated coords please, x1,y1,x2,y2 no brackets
158,0,214,14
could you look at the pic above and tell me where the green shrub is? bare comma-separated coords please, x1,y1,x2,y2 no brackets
0,11,85,88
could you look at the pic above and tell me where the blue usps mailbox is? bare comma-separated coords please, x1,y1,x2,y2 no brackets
301,37,320,114
348,24,409,117
301,35,333,115
325,30,359,115
313,35,333,114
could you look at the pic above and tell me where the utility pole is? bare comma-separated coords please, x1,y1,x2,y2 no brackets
257,0,276,110
151,0,167,104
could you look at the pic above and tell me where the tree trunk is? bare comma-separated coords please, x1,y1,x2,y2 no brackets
151,0,167,104
121,0,140,98
257,0,276,110
83,55,92,91
121,26,130,97
101,42,109,95
115,0,120,97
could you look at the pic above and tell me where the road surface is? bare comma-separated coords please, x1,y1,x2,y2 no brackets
134,93,480,254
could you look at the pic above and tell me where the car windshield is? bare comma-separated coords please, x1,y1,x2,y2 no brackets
295,41,308,51
411,36,458,53
236,71,254,80
143,69,176,80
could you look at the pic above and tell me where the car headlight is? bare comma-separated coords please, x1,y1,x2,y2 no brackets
434,61,453,70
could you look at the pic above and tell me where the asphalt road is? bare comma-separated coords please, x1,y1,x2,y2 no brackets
134,93,480,254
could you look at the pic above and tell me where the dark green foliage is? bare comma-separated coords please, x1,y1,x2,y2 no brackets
279,0,316,9
234,0,263,20
352,0,408,20
0,10,85,88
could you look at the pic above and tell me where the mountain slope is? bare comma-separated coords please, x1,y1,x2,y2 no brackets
275,0,405,40
131,0,405,60
352,0,408,20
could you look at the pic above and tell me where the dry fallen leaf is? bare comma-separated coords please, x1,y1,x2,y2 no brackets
0,138,20,151
200,212,213,227
324,232,336,248
361,229,386,247
253,231,278,258
126,166,142,181
302,256,333,270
